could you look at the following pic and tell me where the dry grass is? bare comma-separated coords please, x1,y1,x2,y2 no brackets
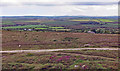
2,30,118,50
2,31,118,50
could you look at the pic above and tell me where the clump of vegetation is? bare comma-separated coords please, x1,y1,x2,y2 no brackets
53,39,57,42
26,53,34,57
2,50,118,69
63,37,79,41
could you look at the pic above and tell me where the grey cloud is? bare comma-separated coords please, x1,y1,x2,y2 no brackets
22,2,58,6
0,2,118,7
0,3,15,6
70,2,118,5
23,2,118,6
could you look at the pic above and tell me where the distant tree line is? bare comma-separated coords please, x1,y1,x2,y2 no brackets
3,28,119,34
74,28,119,34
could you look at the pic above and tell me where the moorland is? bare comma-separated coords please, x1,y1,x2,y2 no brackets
1,16,119,70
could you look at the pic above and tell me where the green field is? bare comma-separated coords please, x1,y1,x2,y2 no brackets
2,20,15,25
69,19,100,22
70,19,117,22
2,25,47,29
98,19,116,22
35,28,48,30
43,21,79,25
82,24,118,28
52,29,71,31
16,20,42,23
49,27,64,29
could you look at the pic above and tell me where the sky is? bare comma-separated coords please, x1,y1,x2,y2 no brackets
0,0,119,16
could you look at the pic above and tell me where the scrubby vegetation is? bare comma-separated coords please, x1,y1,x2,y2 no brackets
2,50,119,69
2,30,118,50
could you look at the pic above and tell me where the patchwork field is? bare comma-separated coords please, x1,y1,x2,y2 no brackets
2,16,119,34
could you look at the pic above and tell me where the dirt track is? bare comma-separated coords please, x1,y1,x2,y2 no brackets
0,48,119,53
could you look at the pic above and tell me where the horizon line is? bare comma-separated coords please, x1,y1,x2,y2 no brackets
0,15,118,17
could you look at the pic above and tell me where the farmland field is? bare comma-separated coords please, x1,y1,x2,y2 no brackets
1,16,119,70
2,16,119,34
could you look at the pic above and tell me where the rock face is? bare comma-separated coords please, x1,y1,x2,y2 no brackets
74,65,79,68
84,44,92,47
18,45,21,47
87,31,95,34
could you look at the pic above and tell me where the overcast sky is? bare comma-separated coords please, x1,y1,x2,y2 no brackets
0,0,119,16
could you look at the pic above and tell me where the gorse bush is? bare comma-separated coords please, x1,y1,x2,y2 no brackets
26,53,34,57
